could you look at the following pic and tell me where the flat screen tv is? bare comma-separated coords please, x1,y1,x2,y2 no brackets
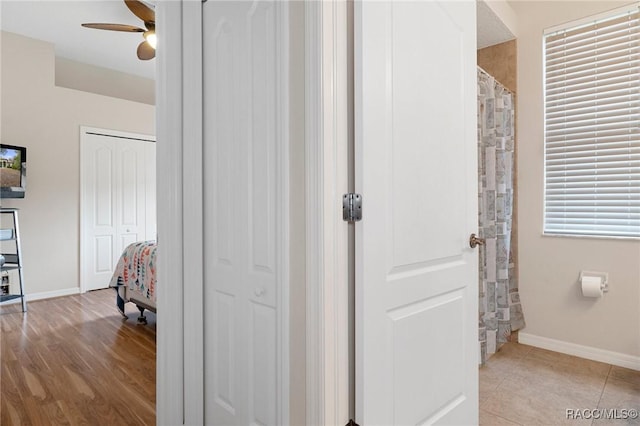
0,144,27,199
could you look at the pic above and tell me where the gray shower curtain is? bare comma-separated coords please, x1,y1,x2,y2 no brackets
477,68,525,364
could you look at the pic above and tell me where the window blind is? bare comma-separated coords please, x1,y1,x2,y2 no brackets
544,5,640,238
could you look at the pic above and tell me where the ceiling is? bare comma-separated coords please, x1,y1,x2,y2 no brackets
2,0,513,81
477,0,516,49
1,0,155,80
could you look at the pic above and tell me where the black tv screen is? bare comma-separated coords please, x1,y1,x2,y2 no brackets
0,144,27,199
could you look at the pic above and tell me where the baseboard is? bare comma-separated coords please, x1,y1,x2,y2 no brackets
2,287,80,305
519,332,640,371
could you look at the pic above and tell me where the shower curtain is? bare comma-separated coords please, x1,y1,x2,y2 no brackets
477,68,525,364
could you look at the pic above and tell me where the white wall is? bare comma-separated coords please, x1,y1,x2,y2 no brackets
484,0,518,37
513,1,640,359
1,31,155,297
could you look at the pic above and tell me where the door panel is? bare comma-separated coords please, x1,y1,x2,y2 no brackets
203,1,285,424
94,147,114,227
249,302,277,425
116,143,145,254
83,135,118,291
248,1,277,276
355,1,478,424
145,143,157,241
94,235,113,273
213,291,236,417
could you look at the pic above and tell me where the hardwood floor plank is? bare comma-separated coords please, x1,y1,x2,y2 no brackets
1,289,155,425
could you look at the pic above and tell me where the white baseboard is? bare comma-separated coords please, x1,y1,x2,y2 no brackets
2,287,80,305
519,332,640,371
28,287,81,301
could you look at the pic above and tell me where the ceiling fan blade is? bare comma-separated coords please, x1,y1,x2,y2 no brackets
125,0,155,24
137,41,155,61
82,23,145,32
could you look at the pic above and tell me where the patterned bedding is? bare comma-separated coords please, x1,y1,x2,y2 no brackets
109,241,157,310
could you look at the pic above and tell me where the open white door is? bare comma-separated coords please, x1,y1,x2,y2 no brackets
355,1,478,424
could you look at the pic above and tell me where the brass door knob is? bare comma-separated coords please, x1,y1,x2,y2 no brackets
469,233,485,248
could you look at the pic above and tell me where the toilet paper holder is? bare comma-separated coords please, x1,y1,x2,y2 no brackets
579,271,609,293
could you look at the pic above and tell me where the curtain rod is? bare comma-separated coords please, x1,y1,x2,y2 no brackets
477,65,514,95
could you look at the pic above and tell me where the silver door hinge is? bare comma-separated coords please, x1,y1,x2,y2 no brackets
343,193,362,223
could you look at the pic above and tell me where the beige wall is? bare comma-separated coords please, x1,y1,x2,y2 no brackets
1,31,155,296
477,40,517,93
56,57,155,105
512,1,640,357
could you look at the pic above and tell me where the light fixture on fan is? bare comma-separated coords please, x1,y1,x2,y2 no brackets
82,0,156,60
144,30,157,49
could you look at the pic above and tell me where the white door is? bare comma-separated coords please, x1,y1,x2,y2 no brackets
144,143,157,241
116,140,146,251
355,1,478,425
81,129,155,292
202,1,288,425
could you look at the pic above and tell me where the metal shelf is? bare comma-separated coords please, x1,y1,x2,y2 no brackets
0,209,26,312
0,294,23,303
1,265,20,271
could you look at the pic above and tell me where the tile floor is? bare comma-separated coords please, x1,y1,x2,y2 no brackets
479,342,640,425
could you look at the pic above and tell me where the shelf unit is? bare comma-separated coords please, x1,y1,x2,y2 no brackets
1,208,26,311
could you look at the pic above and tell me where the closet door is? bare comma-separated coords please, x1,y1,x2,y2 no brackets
115,139,146,254
145,142,157,241
81,130,155,292
202,1,288,424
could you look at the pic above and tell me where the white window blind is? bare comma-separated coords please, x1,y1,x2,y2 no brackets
544,5,640,238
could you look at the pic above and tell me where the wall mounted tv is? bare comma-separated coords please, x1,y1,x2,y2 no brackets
0,144,27,199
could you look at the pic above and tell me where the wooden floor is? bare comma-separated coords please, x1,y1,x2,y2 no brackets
0,289,156,425
480,342,640,425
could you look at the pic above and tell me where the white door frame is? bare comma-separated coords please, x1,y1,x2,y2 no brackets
156,1,204,424
79,125,155,294
304,1,351,425
157,1,291,424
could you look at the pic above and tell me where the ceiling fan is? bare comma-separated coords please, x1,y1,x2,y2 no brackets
81,0,156,61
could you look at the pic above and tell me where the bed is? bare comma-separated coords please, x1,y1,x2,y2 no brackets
109,240,157,323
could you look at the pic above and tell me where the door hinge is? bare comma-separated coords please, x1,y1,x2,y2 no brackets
346,420,360,426
343,193,362,223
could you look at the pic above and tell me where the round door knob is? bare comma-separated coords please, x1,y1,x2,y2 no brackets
254,287,265,297
126,229,131,233
469,233,485,248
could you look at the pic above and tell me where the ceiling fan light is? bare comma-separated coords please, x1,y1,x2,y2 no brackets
144,31,157,49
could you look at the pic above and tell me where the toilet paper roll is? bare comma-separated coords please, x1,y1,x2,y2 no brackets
581,276,603,298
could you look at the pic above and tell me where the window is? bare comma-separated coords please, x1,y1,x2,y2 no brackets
544,5,640,238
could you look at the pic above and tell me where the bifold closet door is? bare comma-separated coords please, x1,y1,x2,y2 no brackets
202,1,288,424
81,131,155,292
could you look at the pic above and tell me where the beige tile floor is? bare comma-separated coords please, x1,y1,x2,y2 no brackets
479,342,640,425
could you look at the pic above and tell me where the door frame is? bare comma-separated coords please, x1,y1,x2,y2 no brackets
79,125,155,294
156,2,204,424
156,1,291,424
304,1,351,425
